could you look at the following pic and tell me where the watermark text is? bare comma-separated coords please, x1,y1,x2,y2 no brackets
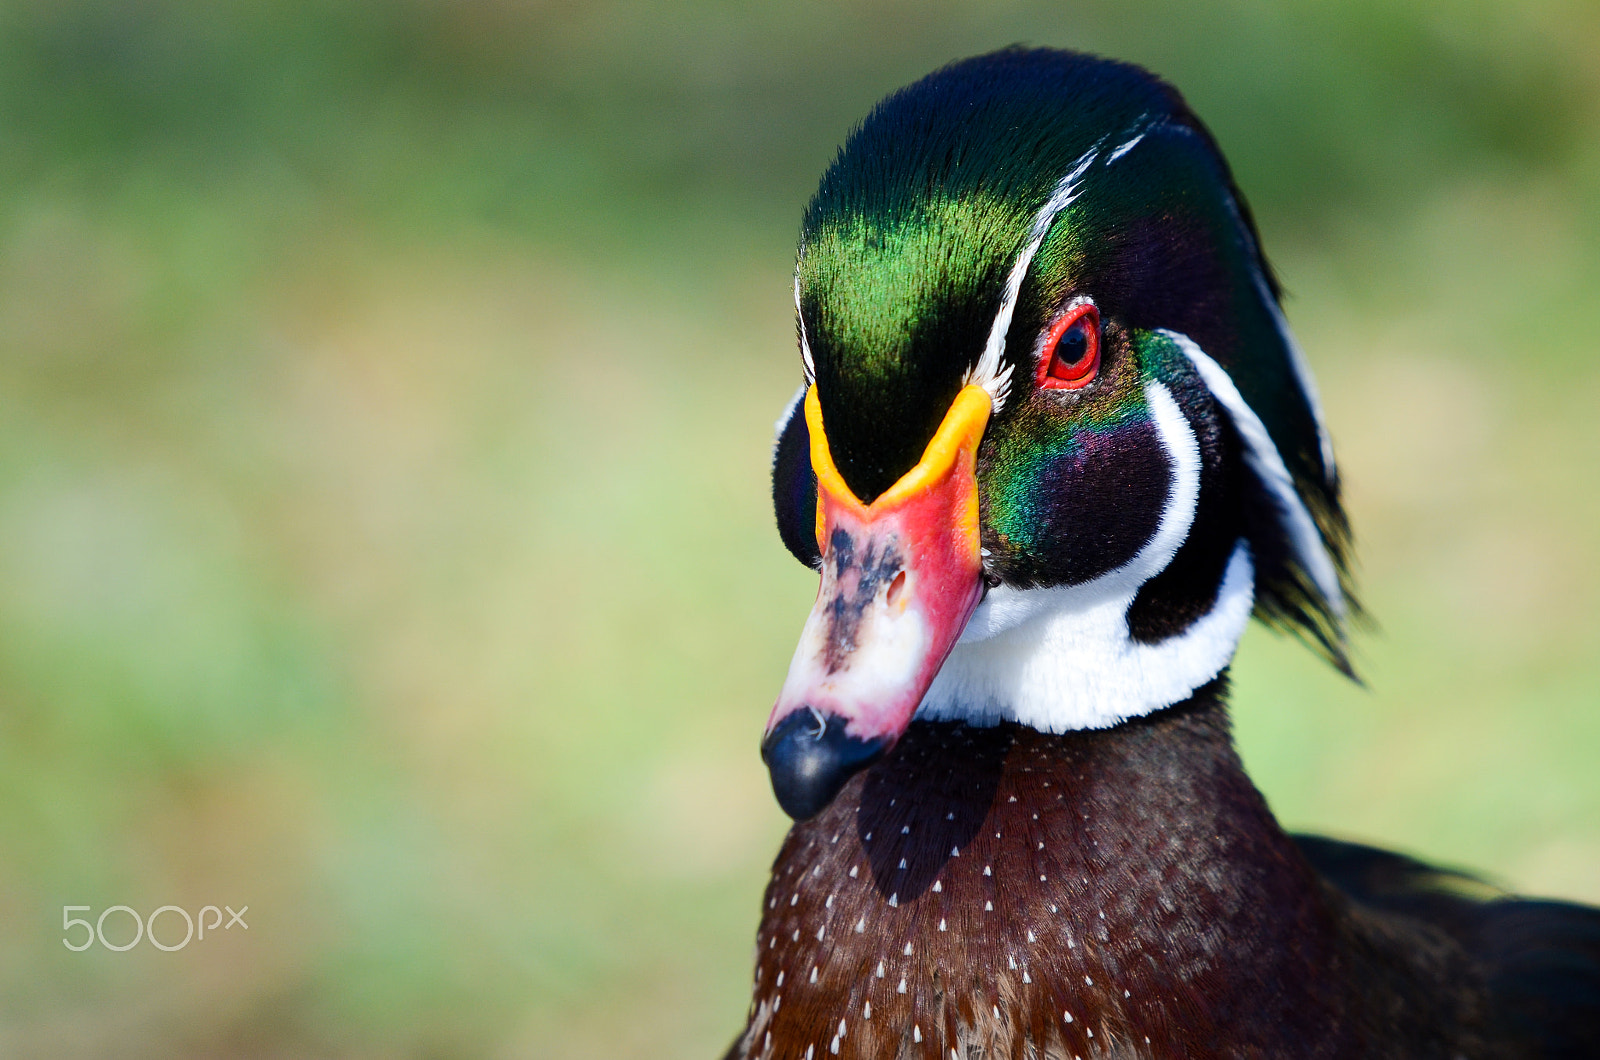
63,905,248,952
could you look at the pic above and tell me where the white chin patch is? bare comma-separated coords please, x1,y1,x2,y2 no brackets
917,378,1256,732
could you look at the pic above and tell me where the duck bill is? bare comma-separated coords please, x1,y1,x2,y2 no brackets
762,384,990,820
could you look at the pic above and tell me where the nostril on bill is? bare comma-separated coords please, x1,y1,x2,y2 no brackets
886,570,906,608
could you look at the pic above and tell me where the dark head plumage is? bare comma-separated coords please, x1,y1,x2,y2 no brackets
776,46,1352,675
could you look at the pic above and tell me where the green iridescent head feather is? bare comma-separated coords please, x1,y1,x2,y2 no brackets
783,46,1355,669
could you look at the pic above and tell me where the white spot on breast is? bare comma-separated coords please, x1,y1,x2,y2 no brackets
1064,1010,1073,1023
951,846,960,857
864,1001,871,1019
888,893,899,907
901,825,910,834
805,1045,813,1060
865,832,872,841
1026,930,1035,943
849,865,858,878
855,917,865,933
1008,955,1016,970
1008,795,1017,803
876,961,885,977
1084,975,1093,985
946,812,955,820
776,971,785,987
810,966,818,983
769,898,776,909
829,1036,839,1055
1124,989,1130,998
938,919,947,931
903,942,914,955
1023,970,1031,983
1040,875,1047,881
792,930,800,942
984,865,992,876
770,938,776,949
899,978,908,994
985,901,993,911
791,894,799,906
838,1019,846,1037
1038,842,1045,850
816,925,825,940
898,858,907,869
1087,1028,1094,1038
1050,905,1057,913
932,880,942,892
832,833,839,843
826,894,833,908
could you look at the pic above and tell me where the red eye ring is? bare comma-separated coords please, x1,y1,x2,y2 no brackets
1035,301,1101,391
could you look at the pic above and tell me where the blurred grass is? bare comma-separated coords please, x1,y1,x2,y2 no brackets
0,1,1596,1057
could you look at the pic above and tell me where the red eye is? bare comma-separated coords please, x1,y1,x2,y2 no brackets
1035,301,1101,390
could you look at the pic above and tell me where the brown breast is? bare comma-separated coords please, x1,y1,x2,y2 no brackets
726,692,1488,1060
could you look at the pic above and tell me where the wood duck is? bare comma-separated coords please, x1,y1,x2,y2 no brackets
724,48,1600,1060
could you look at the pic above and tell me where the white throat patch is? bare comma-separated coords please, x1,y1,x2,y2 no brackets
916,377,1256,732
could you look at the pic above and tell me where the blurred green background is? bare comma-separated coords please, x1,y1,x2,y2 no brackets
0,1,1596,1056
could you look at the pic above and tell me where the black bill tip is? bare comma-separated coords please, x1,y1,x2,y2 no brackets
761,709,890,821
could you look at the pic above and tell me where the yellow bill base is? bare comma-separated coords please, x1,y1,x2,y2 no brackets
805,383,992,550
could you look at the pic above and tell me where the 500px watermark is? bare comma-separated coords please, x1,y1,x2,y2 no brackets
62,904,248,952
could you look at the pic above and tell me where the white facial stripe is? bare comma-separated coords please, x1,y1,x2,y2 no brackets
1164,329,1344,619
795,271,816,384
968,116,1162,414
1256,271,1335,480
957,379,1200,643
967,143,1103,412
919,379,1252,732
1207,183,1336,481
1106,132,1144,163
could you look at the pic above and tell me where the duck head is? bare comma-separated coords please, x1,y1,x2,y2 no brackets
763,48,1352,821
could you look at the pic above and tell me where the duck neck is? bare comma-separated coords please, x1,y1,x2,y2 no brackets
739,677,1356,1058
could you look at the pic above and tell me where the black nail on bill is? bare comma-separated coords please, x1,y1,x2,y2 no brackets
761,709,889,821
